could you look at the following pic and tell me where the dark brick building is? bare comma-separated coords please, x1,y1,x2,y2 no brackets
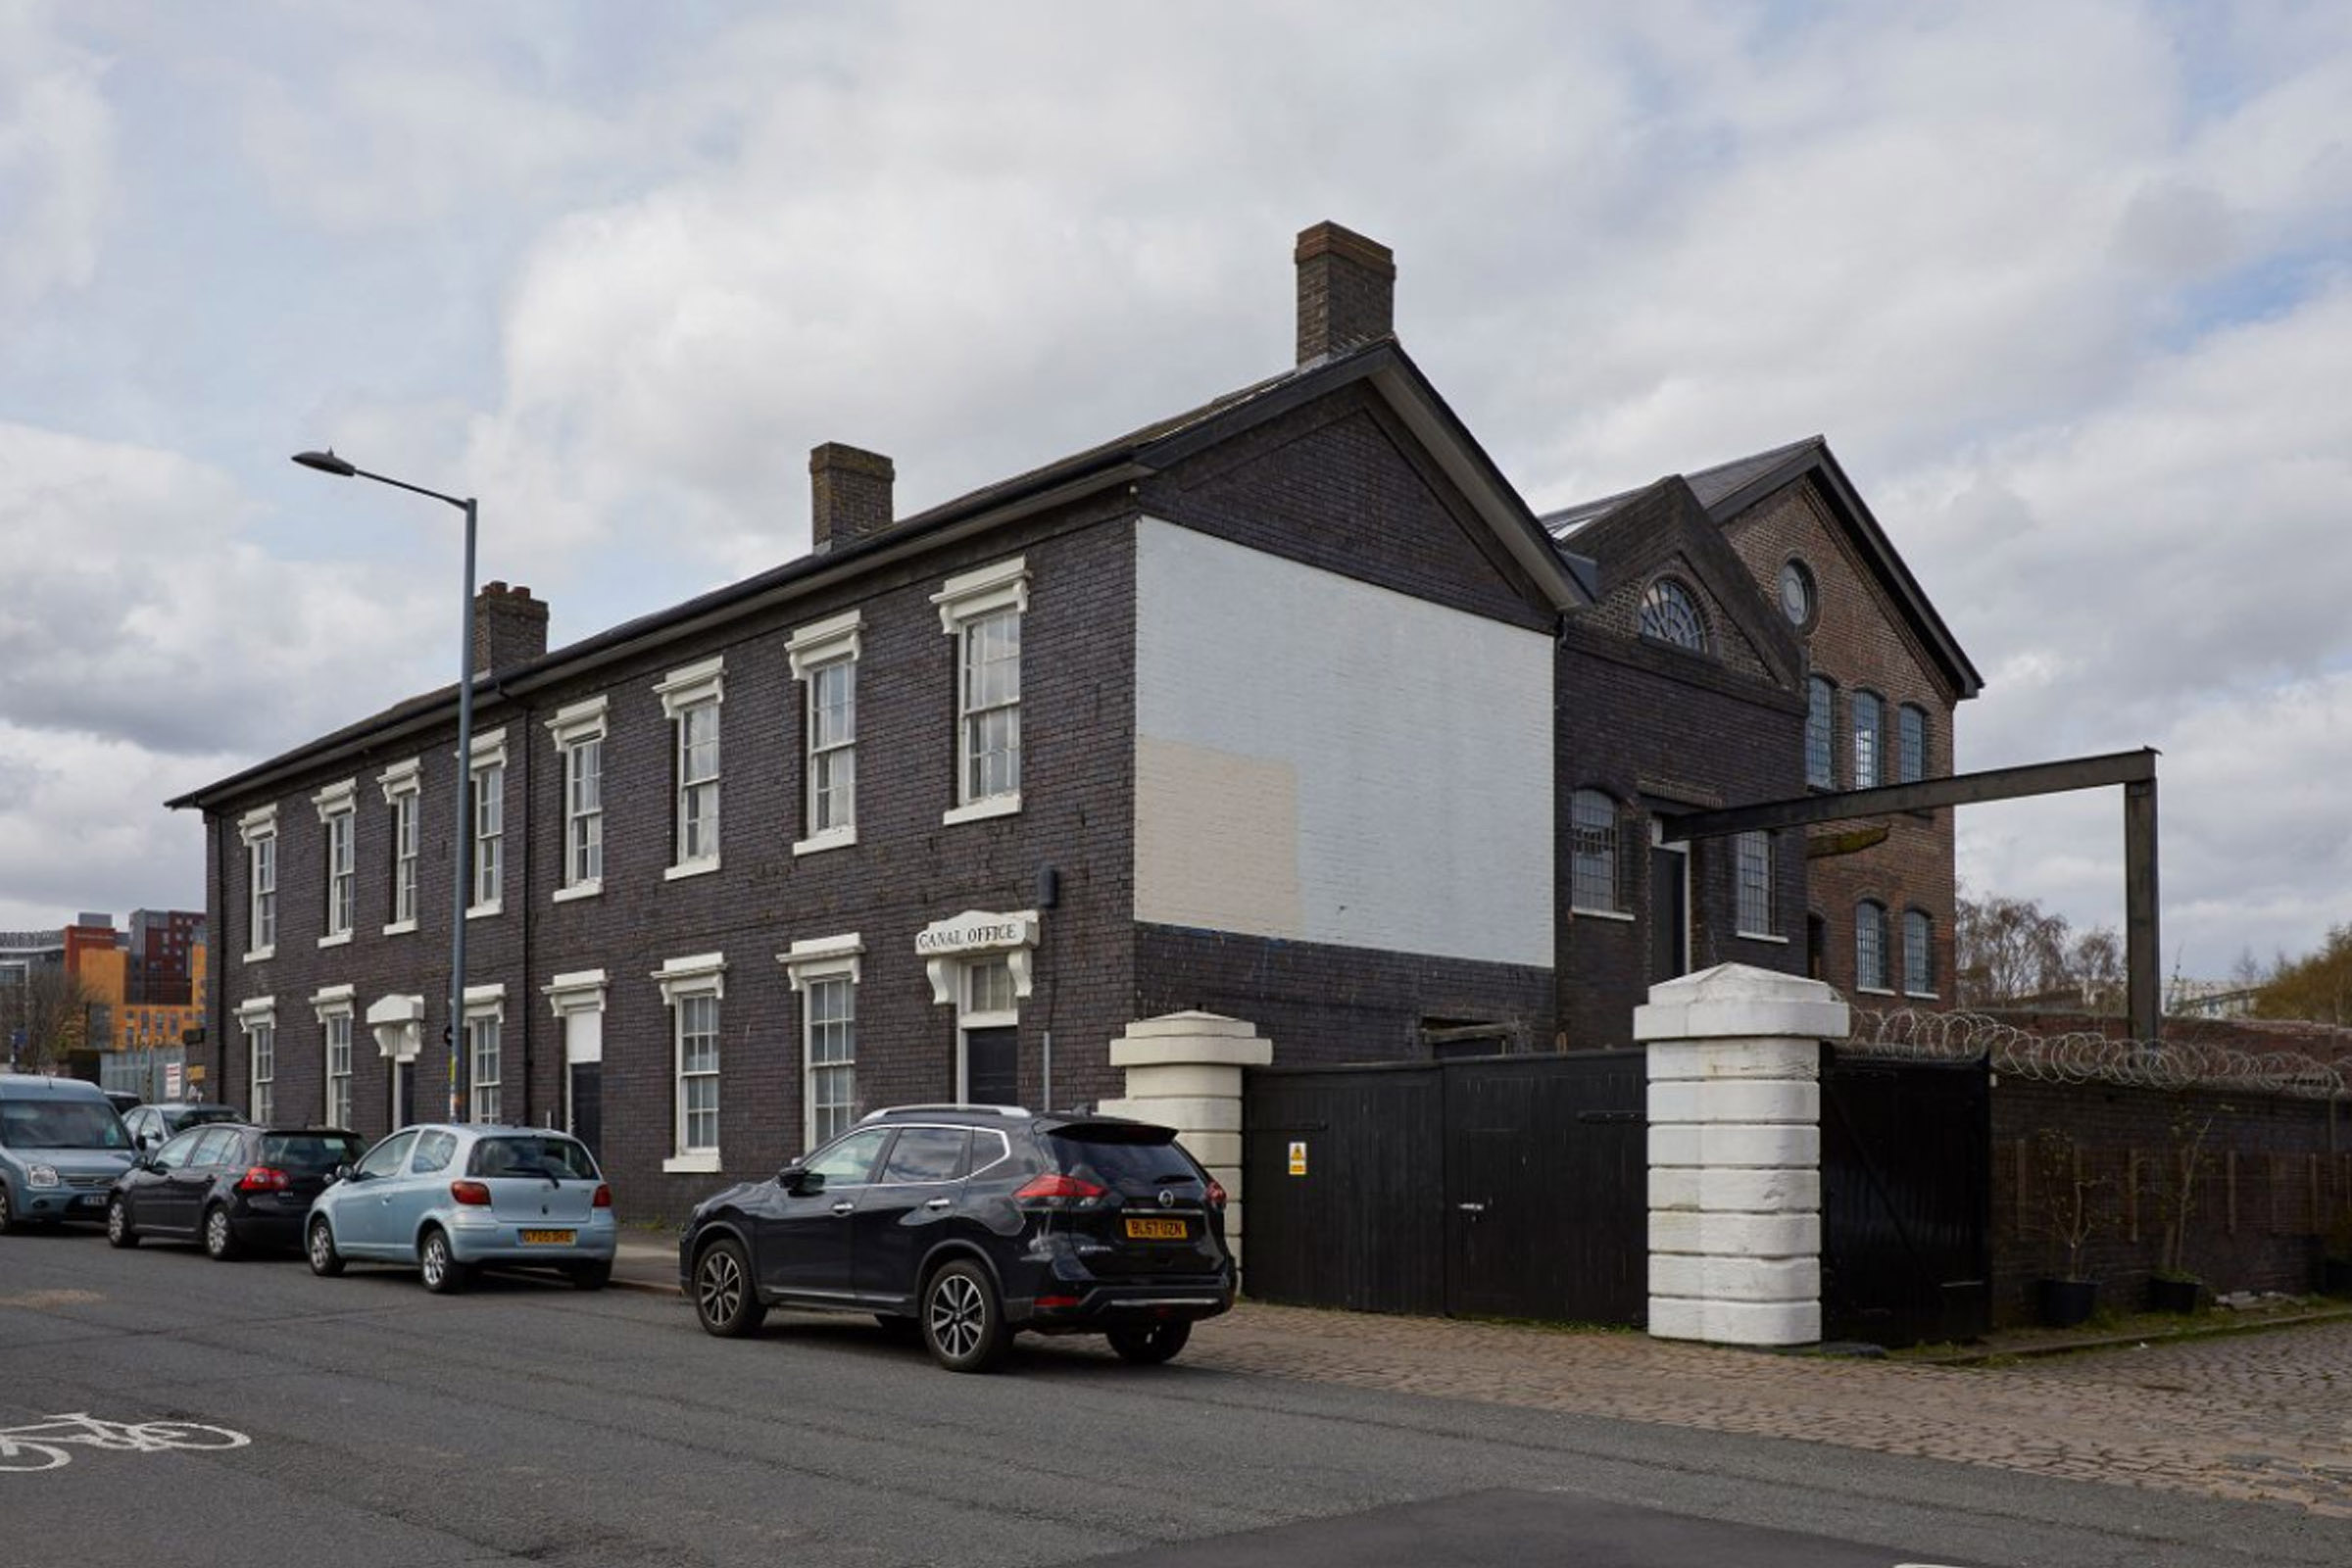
172,223,1973,1214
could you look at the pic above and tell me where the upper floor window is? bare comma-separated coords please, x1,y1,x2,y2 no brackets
1778,560,1817,628
933,557,1028,823
1851,691,1884,790
1736,831,1775,938
468,729,507,916
547,697,609,899
1903,907,1936,996
237,806,278,960
1897,704,1929,784
1805,677,1837,790
787,611,863,854
314,779,356,946
379,759,420,933
1855,900,1890,992
1638,577,1708,652
1569,789,1627,914
656,658,725,876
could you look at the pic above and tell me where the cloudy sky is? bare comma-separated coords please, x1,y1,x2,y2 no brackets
2,1,2346,978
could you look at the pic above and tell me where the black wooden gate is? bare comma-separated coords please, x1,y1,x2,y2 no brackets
1820,1052,1991,1347
1243,1052,1646,1325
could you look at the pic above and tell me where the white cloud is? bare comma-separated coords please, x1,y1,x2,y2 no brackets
0,3,117,319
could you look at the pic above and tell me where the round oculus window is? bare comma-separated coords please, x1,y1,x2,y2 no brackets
1779,561,1816,626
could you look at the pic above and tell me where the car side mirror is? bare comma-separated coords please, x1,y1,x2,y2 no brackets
776,1163,820,1195
333,1163,357,1184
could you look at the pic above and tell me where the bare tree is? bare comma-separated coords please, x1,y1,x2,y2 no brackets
1955,888,2127,1012
0,966,98,1074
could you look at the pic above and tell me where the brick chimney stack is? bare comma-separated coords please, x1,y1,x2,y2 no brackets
809,443,896,555
472,581,549,673
1295,220,1396,365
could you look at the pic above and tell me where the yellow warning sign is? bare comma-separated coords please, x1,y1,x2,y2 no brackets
1287,1140,1307,1176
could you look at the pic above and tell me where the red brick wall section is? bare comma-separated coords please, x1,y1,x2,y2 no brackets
1988,1077,2350,1324
1725,484,1959,1001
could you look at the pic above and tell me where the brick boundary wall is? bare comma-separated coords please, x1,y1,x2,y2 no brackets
1989,1077,2352,1324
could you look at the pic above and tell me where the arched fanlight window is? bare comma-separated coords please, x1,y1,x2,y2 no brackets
1638,578,1708,653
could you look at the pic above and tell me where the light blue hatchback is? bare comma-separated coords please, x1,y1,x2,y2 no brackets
304,1124,616,1293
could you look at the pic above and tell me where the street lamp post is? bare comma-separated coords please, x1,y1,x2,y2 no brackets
293,449,475,1123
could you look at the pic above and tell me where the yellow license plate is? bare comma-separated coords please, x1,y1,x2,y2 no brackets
519,1229,576,1245
1123,1217,1188,1241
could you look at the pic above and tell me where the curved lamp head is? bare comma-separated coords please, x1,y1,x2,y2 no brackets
292,449,358,477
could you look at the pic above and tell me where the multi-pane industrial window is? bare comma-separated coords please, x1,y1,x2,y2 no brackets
471,763,504,908
1856,900,1890,991
805,974,856,1147
1638,578,1707,652
469,1014,502,1124
1806,677,1837,789
391,791,418,925
324,1013,353,1127
1569,789,1624,913
249,1022,274,1124
676,702,720,865
676,994,719,1155
959,609,1021,805
1903,908,1935,996
1851,692,1884,789
248,833,276,954
565,738,604,887
1898,704,1928,784
808,661,856,836
1736,831,1775,937
323,808,355,939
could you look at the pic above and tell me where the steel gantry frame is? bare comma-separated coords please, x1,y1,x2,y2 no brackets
1657,749,2162,1040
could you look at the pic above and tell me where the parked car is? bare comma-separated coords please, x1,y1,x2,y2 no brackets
104,1090,142,1114
108,1123,366,1259
0,1073,136,1232
305,1124,615,1292
122,1102,243,1152
679,1105,1235,1372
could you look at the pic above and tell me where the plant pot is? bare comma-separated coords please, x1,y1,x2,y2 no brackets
2322,1257,2352,1299
2146,1276,2204,1314
2036,1277,2099,1329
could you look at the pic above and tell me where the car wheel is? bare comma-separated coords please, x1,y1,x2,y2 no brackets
106,1197,140,1249
203,1204,241,1261
418,1228,470,1294
1106,1321,1192,1366
692,1238,765,1338
921,1260,1010,1374
567,1260,612,1292
0,1184,18,1236
307,1216,345,1277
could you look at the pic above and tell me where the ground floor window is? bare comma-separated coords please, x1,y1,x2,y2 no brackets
677,994,718,1154
469,1014,503,1124
325,1012,352,1127
249,1022,274,1124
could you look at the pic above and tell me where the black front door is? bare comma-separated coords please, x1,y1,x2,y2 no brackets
1649,846,1689,982
568,1063,602,1159
963,1026,1018,1105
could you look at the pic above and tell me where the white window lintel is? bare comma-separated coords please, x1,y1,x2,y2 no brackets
786,610,864,679
656,656,725,718
654,952,728,1005
932,555,1028,632
312,778,358,820
463,982,506,1019
468,726,509,770
545,695,610,749
236,805,278,846
779,933,863,992
310,984,356,1021
235,996,277,1025
378,757,422,801
543,969,609,1017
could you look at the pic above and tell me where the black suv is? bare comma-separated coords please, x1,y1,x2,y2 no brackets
679,1106,1234,1372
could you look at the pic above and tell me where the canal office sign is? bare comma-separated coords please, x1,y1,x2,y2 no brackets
916,909,1041,1005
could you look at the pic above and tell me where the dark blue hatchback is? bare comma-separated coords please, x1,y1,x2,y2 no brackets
680,1106,1234,1372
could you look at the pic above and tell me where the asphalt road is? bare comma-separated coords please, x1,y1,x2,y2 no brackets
2,1228,2344,1568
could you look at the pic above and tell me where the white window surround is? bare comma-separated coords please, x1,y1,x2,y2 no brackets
654,657,725,717
542,968,609,1017
930,556,1028,632
236,996,278,1025
467,741,505,919
468,725,510,769
549,703,607,901
779,932,863,988
941,794,1021,827
239,806,278,962
916,909,1037,1007
657,954,727,1173
544,695,609,748
1574,907,1637,924
380,760,421,936
464,982,506,1017
312,778,358,818
309,983,356,1018
662,858,720,883
785,610,863,676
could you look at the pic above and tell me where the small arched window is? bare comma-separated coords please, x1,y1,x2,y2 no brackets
1898,704,1929,784
1638,578,1708,653
1851,691,1884,789
1805,677,1837,790
1570,789,1626,913
1855,899,1890,991
1903,907,1935,996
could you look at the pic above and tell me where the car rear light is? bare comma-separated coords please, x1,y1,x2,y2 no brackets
449,1180,493,1206
1013,1172,1108,1210
235,1166,290,1193
1206,1178,1228,1209
1034,1294,1081,1309
592,1183,612,1208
